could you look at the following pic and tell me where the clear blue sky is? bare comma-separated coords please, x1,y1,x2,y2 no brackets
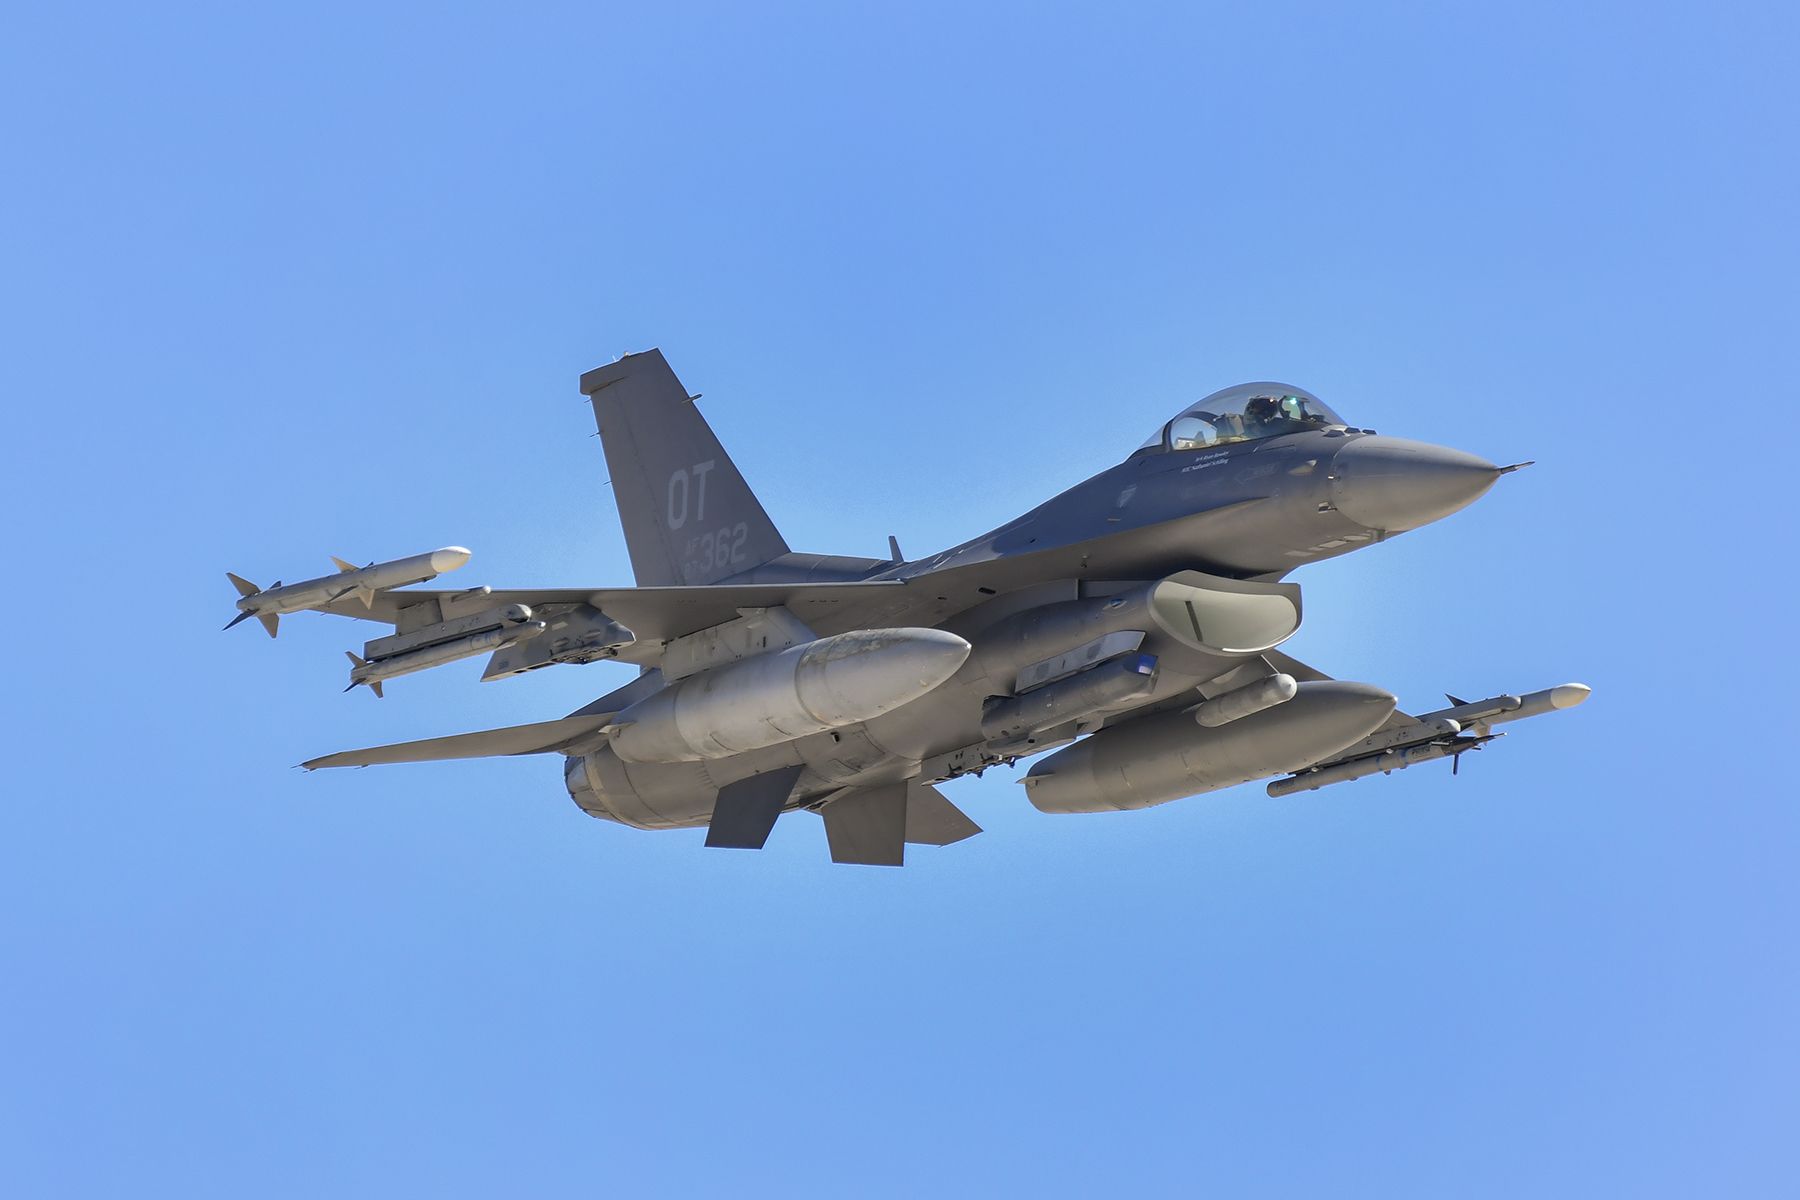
4,2,1794,1195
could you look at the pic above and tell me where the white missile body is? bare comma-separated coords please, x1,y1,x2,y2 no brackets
365,603,535,661
1417,683,1592,729
227,547,471,636
1266,682,1592,797
609,628,972,764
347,619,545,696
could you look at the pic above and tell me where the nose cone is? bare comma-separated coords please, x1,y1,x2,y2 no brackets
798,628,973,723
1329,437,1502,533
430,546,473,574
1286,680,1401,756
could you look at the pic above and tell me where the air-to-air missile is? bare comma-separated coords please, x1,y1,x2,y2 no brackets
225,547,472,637
1265,683,1591,797
608,628,972,763
344,603,548,698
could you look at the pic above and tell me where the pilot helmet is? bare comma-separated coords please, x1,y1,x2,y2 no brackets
1244,395,1283,425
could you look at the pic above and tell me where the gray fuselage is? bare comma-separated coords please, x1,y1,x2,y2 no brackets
564,426,1502,830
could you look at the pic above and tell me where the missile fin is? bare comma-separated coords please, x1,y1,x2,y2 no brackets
226,572,261,598
332,556,357,573
223,610,255,631
355,585,376,608
344,651,382,697
257,612,279,638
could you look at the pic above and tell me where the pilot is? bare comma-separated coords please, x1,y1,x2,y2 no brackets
1242,395,1286,436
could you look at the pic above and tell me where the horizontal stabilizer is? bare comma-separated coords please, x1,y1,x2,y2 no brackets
301,714,611,770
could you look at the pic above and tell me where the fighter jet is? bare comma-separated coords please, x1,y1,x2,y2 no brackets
227,349,1589,865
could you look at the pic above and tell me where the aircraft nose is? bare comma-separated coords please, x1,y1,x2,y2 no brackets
1328,436,1502,533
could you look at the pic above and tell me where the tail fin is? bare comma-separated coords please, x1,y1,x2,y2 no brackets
343,651,382,698
581,349,789,586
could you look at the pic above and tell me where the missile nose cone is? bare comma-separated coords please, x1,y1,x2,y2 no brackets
430,547,473,574
1329,436,1503,533
1548,683,1592,709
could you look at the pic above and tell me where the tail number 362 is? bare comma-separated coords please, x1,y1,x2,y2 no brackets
690,522,749,572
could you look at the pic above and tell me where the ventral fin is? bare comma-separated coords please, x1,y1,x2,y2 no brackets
705,765,804,850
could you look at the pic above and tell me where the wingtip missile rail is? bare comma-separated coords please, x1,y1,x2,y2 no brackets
1265,681,1591,798
223,547,472,636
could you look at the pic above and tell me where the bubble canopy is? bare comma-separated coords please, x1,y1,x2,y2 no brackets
1137,383,1348,452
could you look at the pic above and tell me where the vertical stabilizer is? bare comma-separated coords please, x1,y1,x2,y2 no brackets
581,349,790,587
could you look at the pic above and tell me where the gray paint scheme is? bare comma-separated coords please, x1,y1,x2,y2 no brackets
256,349,1589,865
584,350,790,588
703,765,804,850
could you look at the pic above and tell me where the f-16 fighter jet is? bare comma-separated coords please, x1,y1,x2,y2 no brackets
227,350,1588,865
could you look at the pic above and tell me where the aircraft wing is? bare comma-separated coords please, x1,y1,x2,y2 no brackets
300,715,612,769
313,579,909,647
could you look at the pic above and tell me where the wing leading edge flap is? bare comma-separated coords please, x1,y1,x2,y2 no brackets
300,715,611,770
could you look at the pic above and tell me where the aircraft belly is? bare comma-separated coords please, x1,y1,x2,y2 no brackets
568,747,719,829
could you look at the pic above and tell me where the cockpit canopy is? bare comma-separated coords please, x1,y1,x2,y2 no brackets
1138,383,1347,453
